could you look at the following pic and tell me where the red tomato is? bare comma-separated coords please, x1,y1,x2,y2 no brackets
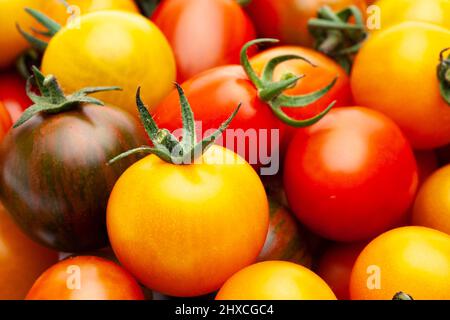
152,0,256,82
0,72,30,123
284,107,418,242
0,101,12,142
26,256,145,300
316,243,365,300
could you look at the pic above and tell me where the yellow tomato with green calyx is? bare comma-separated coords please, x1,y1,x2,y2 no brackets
41,11,176,116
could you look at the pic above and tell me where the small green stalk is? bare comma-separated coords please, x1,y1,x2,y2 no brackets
308,5,367,73
14,66,121,128
438,48,450,106
109,85,241,165
17,8,62,52
241,39,337,128
393,292,414,300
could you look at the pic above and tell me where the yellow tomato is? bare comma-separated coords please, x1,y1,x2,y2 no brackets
107,145,269,297
350,226,450,300
373,0,450,31
41,0,139,26
41,11,176,116
412,165,450,235
216,261,336,300
0,0,43,69
0,202,58,300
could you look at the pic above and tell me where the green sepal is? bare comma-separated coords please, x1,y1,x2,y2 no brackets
14,66,121,128
438,48,450,106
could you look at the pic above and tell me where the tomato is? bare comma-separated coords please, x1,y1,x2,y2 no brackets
316,243,365,300
412,165,450,235
0,72,30,123
245,0,367,47
216,261,336,300
351,22,450,149
0,69,147,252
0,101,12,143
41,0,139,26
152,0,256,82
257,198,312,268
26,256,144,300
0,0,42,69
350,226,450,300
373,0,450,31
250,46,353,142
0,202,58,300
284,107,418,242
41,11,176,117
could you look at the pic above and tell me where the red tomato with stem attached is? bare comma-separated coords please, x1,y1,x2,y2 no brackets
284,107,418,242
0,72,30,123
152,0,256,82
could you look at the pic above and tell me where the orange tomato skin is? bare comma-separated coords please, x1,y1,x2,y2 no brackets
107,146,269,297
350,226,450,300
0,202,58,300
316,243,365,300
26,256,144,300
41,0,139,26
412,165,450,235
216,261,336,300
351,22,450,149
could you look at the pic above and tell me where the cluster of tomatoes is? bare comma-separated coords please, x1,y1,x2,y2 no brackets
0,0,450,301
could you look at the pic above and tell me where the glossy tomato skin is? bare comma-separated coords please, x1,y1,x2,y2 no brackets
245,0,366,47
284,107,418,242
153,65,286,171
107,145,269,297
41,11,176,117
216,261,336,300
0,72,30,123
0,102,12,142
26,256,144,300
257,198,312,268
0,104,147,252
0,202,58,300
412,165,450,235
152,0,256,82
316,243,365,300
350,226,450,300
351,22,450,149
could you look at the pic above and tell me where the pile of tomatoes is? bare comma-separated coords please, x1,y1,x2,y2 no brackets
0,0,449,301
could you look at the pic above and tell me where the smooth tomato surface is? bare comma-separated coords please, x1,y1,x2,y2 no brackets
412,165,450,235
0,72,30,123
107,145,269,297
245,0,366,46
41,11,176,116
216,261,336,300
350,226,450,300
351,22,450,149
284,107,418,242
152,0,256,82
0,202,58,300
26,256,144,300
0,102,12,142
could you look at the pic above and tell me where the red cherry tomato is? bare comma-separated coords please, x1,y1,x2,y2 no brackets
152,0,256,82
0,102,12,142
284,107,418,242
0,72,30,123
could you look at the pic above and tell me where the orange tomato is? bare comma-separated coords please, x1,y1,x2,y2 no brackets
351,22,450,149
216,261,336,300
0,202,58,300
26,256,144,300
350,226,450,300
107,145,269,297
316,243,365,300
412,165,450,235
0,0,42,69
41,0,139,26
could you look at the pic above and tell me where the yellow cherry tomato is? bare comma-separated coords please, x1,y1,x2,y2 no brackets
41,11,176,116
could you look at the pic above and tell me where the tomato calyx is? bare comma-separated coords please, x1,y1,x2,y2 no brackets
109,84,241,165
241,39,337,128
392,292,414,300
438,48,450,106
308,6,367,73
17,8,62,52
14,66,121,128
